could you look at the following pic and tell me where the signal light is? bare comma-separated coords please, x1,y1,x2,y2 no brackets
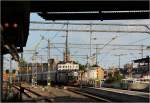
4,23,9,28
13,23,18,28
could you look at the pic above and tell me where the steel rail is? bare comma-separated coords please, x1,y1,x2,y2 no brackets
13,85,52,102
67,87,112,102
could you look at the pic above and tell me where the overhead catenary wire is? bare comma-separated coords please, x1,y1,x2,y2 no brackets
31,22,149,60
47,42,149,47
112,37,150,51
50,23,66,42
128,37,150,44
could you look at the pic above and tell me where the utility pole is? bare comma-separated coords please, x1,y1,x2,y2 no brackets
26,63,29,83
119,55,120,69
114,54,126,69
20,53,23,82
37,55,43,81
90,23,92,57
96,44,98,66
31,57,34,86
41,55,43,81
86,55,89,67
47,39,51,86
32,51,37,86
35,55,37,86
65,22,69,62
19,53,23,100
148,56,150,72
141,45,144,58
40,36,51,86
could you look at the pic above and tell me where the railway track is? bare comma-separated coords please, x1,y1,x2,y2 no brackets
52,85,112,102
12,83,149,102
65,86,112,102
12,84,113,102
13,85,52,102
66,86,149,102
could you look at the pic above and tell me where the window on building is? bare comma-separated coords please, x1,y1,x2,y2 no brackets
59,65,61,68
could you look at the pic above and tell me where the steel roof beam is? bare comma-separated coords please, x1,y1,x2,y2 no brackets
30,28,150,34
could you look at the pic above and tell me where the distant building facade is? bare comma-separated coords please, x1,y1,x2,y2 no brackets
79,66,104,81
3,70,17,82
122,56,150,79
103,67,117,79
57,62,79,70
87,67,104,80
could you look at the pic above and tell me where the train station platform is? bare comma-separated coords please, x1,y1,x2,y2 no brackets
75,87,149,102
90,87,149,98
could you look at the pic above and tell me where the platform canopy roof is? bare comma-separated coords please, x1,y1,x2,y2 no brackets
1,0,150,57
134,56,150,63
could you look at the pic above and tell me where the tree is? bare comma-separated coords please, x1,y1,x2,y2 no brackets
91,64,99,67
18,58,27,67
114,70,124,81
79,64,86,71
105,70,124,83
105,72,115,83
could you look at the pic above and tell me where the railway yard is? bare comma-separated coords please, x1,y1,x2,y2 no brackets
3,82,148,102
1,1,150,102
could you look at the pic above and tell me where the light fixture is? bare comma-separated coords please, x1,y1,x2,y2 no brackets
4,23,9,28
13,23,18,28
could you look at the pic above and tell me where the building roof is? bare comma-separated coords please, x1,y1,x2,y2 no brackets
134,56,150,63
2,1,149,55
57,61,78,65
